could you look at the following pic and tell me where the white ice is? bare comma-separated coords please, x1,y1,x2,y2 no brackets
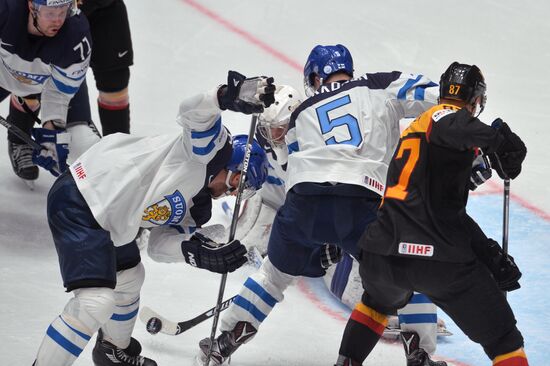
1,0,549,365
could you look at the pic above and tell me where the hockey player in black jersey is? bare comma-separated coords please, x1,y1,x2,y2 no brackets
335,62,528,366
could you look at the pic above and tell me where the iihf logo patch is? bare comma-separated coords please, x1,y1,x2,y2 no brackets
142,190,186,226
398,242,434,257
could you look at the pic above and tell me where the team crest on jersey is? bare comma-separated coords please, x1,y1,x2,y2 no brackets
398,242,434,257
142,191,187,226
2,60,49,85
431,108,455,123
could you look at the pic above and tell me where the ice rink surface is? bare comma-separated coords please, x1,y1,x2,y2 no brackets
1,0,549,365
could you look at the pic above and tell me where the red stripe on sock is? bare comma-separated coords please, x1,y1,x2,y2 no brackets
98,101,129,111
494,356,528,366
350,309,386,336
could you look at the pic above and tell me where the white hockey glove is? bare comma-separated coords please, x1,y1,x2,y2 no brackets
181,232,248,274
469,150,492,191
217,70,275,114
31,128,70,177
320,244,343,269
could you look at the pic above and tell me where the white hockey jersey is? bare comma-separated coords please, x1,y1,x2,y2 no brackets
69,88,229,246
285,71,438,195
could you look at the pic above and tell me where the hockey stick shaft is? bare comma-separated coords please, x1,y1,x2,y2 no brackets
502,178,510,298
0,115,43,151
205,114,259,366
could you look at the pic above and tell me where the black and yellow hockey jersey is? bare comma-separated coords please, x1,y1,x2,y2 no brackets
361,104,505,263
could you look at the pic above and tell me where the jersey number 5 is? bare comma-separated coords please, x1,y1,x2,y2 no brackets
385,137,420,200
316,95,362,147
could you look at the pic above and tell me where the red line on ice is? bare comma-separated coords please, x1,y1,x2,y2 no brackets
181,0,303,72
182,0,549,223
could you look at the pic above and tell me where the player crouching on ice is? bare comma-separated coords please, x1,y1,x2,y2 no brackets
31,70,273,366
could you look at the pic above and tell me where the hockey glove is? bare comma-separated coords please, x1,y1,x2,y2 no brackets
320,244,343,269
31,128,70,177
489,119,527,180
181,233,248,274
469,150,492,191
478,239,522,292
217,70,276,114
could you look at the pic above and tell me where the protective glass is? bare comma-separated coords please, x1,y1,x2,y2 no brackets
35,3,71,21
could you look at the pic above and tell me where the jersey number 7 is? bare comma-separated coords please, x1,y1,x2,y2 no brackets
385,137,421,200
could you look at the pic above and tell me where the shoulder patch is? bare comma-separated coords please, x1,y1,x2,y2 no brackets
431,108,455,122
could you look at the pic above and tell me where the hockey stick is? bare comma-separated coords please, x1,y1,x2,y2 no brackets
502,178,510,298
139,247,263,336
204,114,260,366
0,115,43,151
140,296,238,336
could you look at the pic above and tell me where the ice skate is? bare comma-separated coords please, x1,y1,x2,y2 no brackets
92,329,157,366
197,321,257,365
401,331,447,366
8,141,38,189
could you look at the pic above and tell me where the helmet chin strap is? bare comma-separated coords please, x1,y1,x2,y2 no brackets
31,7,47,36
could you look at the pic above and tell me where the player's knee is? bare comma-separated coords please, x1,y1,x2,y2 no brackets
251,258,295,301
66,123,101,162
65,287,116,332
94,68,130,94
483,327,524,360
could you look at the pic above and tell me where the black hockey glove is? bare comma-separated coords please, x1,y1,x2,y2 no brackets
477,239,522,292
320,244,343,269
489,119,527,180
217,70,276,114
181,233,248,274
469,151,492,191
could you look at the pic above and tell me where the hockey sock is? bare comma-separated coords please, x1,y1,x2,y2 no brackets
338,302,388,363
100,263,144,349
97,94,130,135
398,293,437,355
34,288,116,366
220,258,293,335
7,96,39,144
493,348,529,366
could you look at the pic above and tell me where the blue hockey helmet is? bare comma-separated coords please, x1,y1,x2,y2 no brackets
303,44,354,95
225,135,269,199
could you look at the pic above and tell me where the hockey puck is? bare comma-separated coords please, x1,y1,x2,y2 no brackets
146,317,162,334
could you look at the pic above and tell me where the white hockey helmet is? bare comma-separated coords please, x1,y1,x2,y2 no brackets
257,85,302,147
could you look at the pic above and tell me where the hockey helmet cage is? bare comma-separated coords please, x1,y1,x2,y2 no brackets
440,62,487,114
303,44,354,96
225,135,269,198
258,85,302,146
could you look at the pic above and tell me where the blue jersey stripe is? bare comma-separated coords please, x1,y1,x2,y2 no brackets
244,278,278,307
397,75,423,100
266,175,284,186
110,307,139,321
191,118,222,155
59,316,91,341
398,313,437,324
287,141,299,153
414,82,438,100
52,77,80,94
408,293,432,304
233,295,267,322
46,325,83,357
52,65,87,82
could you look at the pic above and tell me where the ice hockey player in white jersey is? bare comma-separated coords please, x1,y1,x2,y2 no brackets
0,0,94,184
31,70,274,366
197,44,439,366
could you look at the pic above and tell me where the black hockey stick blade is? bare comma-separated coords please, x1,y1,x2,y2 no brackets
139,295,237,336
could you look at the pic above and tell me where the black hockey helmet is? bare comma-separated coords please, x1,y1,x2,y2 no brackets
439,62,487,114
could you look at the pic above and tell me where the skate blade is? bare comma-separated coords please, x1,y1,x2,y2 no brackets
22,179,35,190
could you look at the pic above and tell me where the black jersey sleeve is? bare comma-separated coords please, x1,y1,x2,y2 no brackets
429,108,504,153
